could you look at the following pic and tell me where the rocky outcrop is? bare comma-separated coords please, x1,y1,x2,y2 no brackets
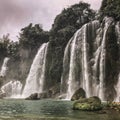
73,96,102,111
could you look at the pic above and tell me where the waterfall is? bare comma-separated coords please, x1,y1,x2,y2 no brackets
82,24,91,98
62,20,100,99
114,74,120,102
1,80,23,98
66,30,81,99
61,17,119,101
0,57,10,77
22,43,49,98
98,17,113,101
114,21,120,102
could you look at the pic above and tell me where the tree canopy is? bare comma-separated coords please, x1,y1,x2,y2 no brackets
100,0,120,21
19,23,49,49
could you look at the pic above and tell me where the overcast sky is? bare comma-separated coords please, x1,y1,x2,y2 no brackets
0,0,102,41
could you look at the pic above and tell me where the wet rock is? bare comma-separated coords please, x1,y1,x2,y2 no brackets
71,88,86,101
0,90,6,99
25,93,39,100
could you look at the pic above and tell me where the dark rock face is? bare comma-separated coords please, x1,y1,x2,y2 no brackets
73,96,102,111
71,88,86,101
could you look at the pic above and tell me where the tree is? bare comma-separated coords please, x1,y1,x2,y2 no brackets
100,0,120,21
52,2,95,32
19,23,49,49
0,34,10,57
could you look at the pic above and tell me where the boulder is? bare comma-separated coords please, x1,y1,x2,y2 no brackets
0,90,6,99
25,91,50,100
38,92,49,99
73,96,102,111
25,93,38,100
71,88,86,101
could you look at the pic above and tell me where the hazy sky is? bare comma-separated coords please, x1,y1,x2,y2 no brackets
0,0,102,41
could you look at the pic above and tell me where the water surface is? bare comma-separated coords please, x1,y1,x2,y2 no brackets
0,99,120,120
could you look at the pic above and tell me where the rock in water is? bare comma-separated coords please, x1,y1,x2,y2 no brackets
25,93,39,100
71,88,86,101
0,90,6,99
73,96,102,111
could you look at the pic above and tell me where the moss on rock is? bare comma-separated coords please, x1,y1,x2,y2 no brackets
73,96,102,111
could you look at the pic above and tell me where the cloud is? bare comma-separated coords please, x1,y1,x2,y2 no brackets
0,0,102,41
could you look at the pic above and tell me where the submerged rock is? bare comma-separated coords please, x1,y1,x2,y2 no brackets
71,88,86,101
73,96,102,111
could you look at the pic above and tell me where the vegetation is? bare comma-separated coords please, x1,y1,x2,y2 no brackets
100,0,120,21
19,23,49,49
0,34,10,57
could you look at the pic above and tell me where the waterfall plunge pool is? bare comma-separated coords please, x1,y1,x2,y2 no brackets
0,99,120,120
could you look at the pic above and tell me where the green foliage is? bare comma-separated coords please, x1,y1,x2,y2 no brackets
19,23,49,49
100,0,120,21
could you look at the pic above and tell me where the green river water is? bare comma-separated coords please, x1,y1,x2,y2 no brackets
0,99,120,120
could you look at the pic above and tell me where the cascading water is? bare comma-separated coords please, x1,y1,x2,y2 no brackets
66,30,81,99
61,20,100,99
22,43,49,98
115,74,120,102
98,17,113,101
1,80,23,98
114,21,120,102
61,17,119,101
0,57,10,77
82,24,91,98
